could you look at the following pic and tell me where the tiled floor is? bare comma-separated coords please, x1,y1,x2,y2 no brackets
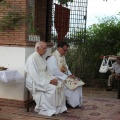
0,87,120,120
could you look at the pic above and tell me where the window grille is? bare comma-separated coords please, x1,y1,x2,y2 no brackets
46,0,88,44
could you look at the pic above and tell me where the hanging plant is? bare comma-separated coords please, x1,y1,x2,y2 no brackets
0,0,26,32
0,11,25,31
0,0,6,5
58,0,73,6
0,0,9,7
27,5,36,34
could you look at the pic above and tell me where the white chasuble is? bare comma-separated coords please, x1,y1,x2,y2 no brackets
47,50,83,108
52,50,85,90
25,52,67,116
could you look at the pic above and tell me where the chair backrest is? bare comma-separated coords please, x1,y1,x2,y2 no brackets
26,88,35,112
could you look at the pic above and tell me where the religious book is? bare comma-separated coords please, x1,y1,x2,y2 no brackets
63,77,85,90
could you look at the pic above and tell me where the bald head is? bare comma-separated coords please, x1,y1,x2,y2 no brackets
35,41,47,55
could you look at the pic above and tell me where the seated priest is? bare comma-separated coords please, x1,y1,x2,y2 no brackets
24,41,67,116
47,41,84,108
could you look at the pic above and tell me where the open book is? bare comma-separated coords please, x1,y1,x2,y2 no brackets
63,77,85,90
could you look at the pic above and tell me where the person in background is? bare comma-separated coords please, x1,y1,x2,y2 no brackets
24,41,67,116
106,56,120,91
47,41,83,108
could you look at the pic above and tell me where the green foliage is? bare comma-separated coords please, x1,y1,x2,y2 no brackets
0,0,8,7
0,0,25,32
27,5,36,34
0,11,25,32
58,0,73,6
66,15,120,80
87,16,120,56
0,0,35,33
66,43,97,79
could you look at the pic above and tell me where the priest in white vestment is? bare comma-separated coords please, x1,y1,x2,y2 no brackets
47,41,83,108
24,41,67,116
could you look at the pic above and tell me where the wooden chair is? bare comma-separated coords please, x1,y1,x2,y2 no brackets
26,89,35,112
25,71,35,112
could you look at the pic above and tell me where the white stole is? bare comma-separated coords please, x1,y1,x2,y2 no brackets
52,50,67,74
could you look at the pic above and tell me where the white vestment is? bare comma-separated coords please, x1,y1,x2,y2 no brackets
47,50,83,108
24,52,67,116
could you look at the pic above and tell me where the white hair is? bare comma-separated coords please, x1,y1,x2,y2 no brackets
35,41,46,51
35,41,42,51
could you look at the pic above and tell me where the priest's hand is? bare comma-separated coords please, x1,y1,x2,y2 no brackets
69,75,75,79
50,79,58,86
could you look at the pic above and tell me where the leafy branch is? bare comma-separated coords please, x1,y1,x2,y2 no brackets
58,0,73,6
0,0,25,32
0,11,25,32
0,0,9,7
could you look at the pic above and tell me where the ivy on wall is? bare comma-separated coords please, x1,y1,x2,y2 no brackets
0,12,25,32
0,0,25,32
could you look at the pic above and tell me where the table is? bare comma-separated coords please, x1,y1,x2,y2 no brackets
0,69,24,82
0,70,24,110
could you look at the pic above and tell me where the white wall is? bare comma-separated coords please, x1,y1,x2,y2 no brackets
0,46,52,100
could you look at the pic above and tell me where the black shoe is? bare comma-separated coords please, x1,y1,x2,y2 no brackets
52,114,56,116
106,87,112,91
63,110,71,113
66,102,72,108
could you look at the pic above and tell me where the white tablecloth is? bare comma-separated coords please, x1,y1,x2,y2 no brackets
0,70,24,82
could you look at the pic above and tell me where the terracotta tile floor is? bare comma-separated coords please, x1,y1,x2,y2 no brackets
0,87,120,120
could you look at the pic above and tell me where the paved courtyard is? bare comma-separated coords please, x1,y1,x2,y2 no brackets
0,87,120,120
